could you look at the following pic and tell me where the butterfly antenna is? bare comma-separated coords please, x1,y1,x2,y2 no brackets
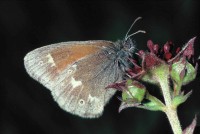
125,17,142,40
126,30,146,40
124,17,146,41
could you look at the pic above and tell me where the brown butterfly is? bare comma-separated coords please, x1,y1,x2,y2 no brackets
24,17,145,118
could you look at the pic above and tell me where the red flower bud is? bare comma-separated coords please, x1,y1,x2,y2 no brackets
164,42,171,53
153,44,159,54
147,40,154,53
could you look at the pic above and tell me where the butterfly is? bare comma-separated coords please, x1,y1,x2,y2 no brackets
24,17,145,118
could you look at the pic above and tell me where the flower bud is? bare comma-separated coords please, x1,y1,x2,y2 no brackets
122,80,146,103
170,58,197,95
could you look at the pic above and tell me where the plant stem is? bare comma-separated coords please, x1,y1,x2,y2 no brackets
165,107,182,134
159,77,182,134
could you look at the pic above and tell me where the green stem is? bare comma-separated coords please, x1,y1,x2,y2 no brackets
159,76,182,134
165,107,182,134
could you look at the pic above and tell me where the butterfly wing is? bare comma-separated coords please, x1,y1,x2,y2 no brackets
24,41,122,118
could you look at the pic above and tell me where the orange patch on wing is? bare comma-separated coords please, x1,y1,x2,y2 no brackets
50,45,103,72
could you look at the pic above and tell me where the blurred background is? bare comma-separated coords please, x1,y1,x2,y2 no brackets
1,0,200,134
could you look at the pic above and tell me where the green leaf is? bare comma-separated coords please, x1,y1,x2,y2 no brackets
183,115,197,134
143,93,165,111
172,90,192,108
118,102,140,113
143,102,163,111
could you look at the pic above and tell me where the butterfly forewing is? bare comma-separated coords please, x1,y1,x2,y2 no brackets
24,41,123,118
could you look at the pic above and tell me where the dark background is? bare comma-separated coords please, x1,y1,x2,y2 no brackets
1,0,200,134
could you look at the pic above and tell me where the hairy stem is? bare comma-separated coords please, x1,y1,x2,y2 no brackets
159,76,182,134
165,107,182,134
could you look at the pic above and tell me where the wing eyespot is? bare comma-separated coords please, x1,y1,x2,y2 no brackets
67,69,73,74
78,99,85,106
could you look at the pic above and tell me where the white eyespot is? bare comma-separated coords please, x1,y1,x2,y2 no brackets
79,99,85,106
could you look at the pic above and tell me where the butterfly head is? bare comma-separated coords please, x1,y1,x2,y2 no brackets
113,17,145,72
114,38,136,72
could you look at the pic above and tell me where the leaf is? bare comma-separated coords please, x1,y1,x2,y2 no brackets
143,93,165,111
183,115,197,134
172,90,192,108
118,102,140,113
